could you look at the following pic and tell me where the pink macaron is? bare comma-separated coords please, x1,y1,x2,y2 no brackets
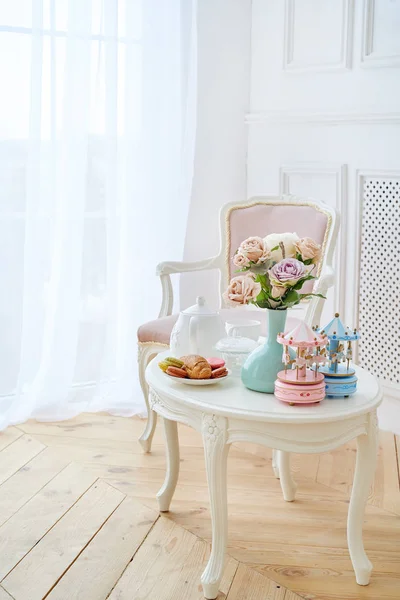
207,357,226,370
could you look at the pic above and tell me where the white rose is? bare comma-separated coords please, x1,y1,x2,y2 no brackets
264,232,300,262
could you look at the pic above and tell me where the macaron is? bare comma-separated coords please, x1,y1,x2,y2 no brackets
207,357,225,370
211,367,228,379
166,366,187,378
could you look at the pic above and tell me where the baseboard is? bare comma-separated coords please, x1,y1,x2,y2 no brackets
381,380,400,401
378,381,400,435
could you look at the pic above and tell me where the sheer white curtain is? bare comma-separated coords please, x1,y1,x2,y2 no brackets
0,0,197,428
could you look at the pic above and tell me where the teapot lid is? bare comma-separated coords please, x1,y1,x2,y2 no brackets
182,296,216,316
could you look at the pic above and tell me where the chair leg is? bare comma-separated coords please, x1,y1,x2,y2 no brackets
138,344,158,453
139,409,157,454
272,449,280,478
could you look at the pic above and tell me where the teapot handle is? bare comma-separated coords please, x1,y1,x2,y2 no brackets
189,316,199,355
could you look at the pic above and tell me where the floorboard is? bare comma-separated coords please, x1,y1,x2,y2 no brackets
0,448,70,527
0,463,97,580
108,517,198,599
0,586,13,600
46,497,158,600
226,563,289,600
3,481,124,600
0,435,45,486
0,427,24,452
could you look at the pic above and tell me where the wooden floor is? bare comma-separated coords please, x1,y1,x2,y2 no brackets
0,414,399,600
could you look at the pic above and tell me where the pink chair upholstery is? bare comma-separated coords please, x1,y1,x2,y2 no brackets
138,315,178,345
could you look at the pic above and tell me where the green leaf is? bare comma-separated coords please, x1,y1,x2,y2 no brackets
303,258,313,266
283,289,300,304
292,275,315,290
255,287,269,303
299,292,326,300
253,297,270,309
254,274,271,293
270,245,280,252
292,280,304,290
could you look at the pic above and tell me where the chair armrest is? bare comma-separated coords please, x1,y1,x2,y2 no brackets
313,265,335,296
156,256,219,276
156,256,220,318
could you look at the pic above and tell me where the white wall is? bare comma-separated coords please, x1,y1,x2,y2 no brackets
180,0,252,309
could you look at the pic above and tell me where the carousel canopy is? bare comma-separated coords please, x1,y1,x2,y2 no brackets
278,322,327,347
318,313,360,341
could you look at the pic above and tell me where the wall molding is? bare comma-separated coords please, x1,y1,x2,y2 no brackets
279,163,347,318
283,0,354,73
361,0,400,69
245,111,400,126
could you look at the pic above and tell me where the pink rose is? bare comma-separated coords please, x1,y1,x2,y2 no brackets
233,252,251,268
223,274,261,307
294,237,321,263
238,236,271,264
271,285,286,298
269,258,310,287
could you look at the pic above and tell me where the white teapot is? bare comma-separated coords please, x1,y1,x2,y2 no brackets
170,296,225,358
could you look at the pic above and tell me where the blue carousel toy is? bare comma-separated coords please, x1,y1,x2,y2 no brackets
313,313,360,398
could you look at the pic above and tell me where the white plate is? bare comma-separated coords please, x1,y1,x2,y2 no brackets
164,370,231,386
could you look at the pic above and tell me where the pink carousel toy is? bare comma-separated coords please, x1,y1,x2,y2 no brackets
275,322,329,405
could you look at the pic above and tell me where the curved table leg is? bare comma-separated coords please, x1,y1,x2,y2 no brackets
272,449,280,478
157,418,180,512
201,416,229,600
347,411,378,585
278,451,297,502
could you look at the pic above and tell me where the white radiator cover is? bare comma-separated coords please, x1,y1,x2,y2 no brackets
358,178,400,387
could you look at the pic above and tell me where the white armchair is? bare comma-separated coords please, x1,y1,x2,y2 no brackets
137,195,339,451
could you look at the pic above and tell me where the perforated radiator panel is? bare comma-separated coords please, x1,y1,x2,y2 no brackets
358,177,400,384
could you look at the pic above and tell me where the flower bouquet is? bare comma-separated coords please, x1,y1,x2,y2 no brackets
223,232,326,393
223,232,324,310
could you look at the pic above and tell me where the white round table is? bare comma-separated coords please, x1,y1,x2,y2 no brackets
145,351,382,600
